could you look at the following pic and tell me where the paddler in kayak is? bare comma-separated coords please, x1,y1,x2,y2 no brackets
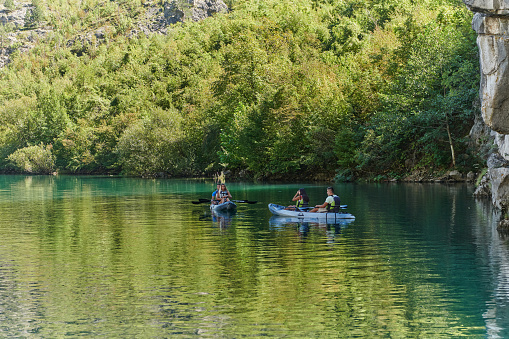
285,188,309,211
211,183,221,205
309,186,340,213
218,183,232,204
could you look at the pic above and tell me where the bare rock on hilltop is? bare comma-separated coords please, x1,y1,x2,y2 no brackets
0,0,229,67
163,0,227,24
191,0,228,21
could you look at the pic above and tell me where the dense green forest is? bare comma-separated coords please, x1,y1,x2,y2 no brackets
0,0,481,180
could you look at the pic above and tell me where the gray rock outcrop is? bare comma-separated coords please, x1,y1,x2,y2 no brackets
0,5,28,29
163,0,227,25
116,0,228,39
471,13,509,134
488,152,509,168
192,0,228,21
163,1,186,24
464,0,509,15
488,168,509,209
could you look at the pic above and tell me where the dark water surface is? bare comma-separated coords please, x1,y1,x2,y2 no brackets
0,175,507,337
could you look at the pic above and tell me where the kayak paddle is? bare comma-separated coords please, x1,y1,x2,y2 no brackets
192,198,257,204
232,200,257,204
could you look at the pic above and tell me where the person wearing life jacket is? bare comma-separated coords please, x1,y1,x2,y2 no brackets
309,186,340,213
285,188,310,210
211,183,221,205
218,183,232,204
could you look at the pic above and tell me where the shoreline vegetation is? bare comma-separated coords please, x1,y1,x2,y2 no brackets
0,169,479,185
0,0,484,182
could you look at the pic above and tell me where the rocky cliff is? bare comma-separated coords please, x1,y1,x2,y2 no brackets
0,0,228,68
464,1,509,221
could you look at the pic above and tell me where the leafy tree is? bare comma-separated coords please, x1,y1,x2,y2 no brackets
4,0,14,12
116,108,193,177
24,0,44,29
7,144,55,174
354,6,479,176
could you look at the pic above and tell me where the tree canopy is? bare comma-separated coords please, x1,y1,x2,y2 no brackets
0,0,481,179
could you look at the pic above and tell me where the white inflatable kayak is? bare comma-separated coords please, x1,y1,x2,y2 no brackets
268,203,355,220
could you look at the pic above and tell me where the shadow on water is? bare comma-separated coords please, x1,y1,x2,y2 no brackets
194,208,237,230
211,210,236,229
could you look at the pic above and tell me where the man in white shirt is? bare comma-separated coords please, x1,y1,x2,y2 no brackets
309,186,340,213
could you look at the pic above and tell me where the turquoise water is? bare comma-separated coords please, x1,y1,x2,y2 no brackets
0,175,506,337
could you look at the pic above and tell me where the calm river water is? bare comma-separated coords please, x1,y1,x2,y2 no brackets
0,175,507,337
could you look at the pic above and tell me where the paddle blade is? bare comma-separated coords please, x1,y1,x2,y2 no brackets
232,200,258,204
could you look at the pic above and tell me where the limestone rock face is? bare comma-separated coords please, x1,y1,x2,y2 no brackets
489,168,509,209
488,151,509,168
464,0,509,15
192,0,228,21
163,1,186,24
163,0,228,25
465,0,509,211
0,5,28,29
472,13,509,134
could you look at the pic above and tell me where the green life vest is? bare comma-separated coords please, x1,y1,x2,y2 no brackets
327,195,341,213
296,198,308,208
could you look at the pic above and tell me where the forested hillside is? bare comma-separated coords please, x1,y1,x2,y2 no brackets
0,0,481,180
